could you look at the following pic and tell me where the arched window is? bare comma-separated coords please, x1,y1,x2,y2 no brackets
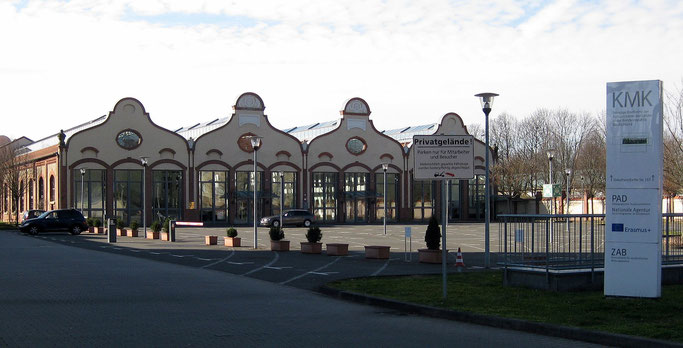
38,177,44,210
49,175,55,202
28,179,34,210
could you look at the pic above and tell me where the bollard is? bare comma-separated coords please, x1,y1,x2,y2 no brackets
170,220,176,242
108,218,116,243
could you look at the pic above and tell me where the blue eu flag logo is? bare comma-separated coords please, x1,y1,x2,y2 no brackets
612,223,624,232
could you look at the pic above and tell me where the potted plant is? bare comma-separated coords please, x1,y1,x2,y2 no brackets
127,220,139,237
86,217,95,233
92,218,102,234
116,218,126,236
301,226,322,254
224,227,241,247
148,220,161,239
161,218,171,241
419,215,443,263
269,226,289,251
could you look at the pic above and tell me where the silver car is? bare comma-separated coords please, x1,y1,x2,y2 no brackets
260,209,315,228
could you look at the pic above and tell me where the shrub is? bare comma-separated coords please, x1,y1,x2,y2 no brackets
130,220,139,231
116,218,125,229
226,227,238,238
86,217,94,227
269,226,284,241
93,218,101,227
425,215,441,250
162,218,170,233
150,220,161,233
305,226,322,243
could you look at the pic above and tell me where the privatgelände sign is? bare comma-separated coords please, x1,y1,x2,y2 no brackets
604,80,663,298
413,135,474,180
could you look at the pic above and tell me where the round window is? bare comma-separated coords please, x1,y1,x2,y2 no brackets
116,130,142,150
346,137,366,155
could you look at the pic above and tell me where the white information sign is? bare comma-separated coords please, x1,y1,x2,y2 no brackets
413,135,474,180
605,80,663,298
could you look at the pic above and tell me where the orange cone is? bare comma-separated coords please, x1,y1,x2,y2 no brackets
455,247,465,270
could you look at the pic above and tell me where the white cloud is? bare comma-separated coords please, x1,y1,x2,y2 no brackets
0,0,681,140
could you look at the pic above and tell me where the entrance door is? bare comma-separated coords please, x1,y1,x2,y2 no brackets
344,173,368,223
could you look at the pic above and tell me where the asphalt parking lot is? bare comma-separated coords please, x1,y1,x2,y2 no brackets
20,223,502,290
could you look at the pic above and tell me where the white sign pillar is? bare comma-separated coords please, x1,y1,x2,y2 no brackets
605,80,663,298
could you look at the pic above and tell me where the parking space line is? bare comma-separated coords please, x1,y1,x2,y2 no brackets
371,258,391,276
279,257,341,285
201,249,235,269
243,252,279,276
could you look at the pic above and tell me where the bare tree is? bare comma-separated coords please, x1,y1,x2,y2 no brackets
575,127,606,214
0,145,29,225
663,83,683,212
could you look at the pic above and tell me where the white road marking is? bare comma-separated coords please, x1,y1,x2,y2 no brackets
226,261,254,265
280,257,342,285
195,257,213,261
202,250,236,269
371,258,391,276
264,266,293,270
243,251,280,275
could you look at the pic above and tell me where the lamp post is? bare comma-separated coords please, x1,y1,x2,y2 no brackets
475,92,499,269
279,171,284,234
381,162,388,235
250,136,262,249
79,168,85,213
547,149,555,243
140,157,148,238
565,168,572,215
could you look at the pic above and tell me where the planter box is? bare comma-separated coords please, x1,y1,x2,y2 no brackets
270,240,290,251
147,231,160,239
92,227,102,234
365,245,390,259
301,242,322,254
161,232,170,241
88,227,95,233
224,236,241,247
126,229,139,237
326,243,349,256
116,228,126,237
205,235,218,245
418,248,446,264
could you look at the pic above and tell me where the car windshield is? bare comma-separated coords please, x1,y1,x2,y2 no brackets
36,211,52,219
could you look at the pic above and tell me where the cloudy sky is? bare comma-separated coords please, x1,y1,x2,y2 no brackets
1,0,682,141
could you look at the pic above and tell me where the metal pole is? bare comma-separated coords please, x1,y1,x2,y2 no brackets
549,157,553,244
383,166,387,235
143,164,146,238
280,172,284,233
441,180,447,299
253,148,258,249
80,170,84,212
484,107,491,268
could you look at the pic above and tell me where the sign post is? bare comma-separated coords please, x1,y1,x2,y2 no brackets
413,135,474,299
605,80,663,298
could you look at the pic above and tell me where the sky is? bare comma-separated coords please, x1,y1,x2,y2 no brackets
1,0,682,141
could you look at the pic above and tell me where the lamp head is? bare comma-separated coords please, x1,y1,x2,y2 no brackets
565,168,572,176
474,92,499,110
140,156,149,166
546,149,555,160
80,168,86,175
381,162,389,171
249,136,262,150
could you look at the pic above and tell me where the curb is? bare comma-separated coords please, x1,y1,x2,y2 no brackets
318,285,682,348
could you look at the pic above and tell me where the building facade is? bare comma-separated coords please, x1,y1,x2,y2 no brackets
1,93,493,226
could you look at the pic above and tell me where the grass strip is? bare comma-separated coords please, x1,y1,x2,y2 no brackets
329,271,683,343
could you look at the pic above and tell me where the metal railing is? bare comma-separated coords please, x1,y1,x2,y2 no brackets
498,213,683,272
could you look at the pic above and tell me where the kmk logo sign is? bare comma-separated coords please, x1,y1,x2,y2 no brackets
612,90,653,108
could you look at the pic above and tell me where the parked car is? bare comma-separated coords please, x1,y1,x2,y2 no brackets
21,209,45,223
260,209,315,228
19,209,88,235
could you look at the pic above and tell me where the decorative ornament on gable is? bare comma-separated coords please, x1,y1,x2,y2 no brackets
234,92,265,111
341,98,371,116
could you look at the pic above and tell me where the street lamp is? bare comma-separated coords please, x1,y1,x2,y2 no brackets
547,149,555,244
475,92,498,269
140,157,149,238
381,162,389,235
79,168,85,213
565,168,572,215
249,136,262,249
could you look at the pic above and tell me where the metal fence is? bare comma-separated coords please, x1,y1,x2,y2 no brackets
498,213,683,271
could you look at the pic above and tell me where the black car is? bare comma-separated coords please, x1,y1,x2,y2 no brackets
19,209,88,235
260,209,315,228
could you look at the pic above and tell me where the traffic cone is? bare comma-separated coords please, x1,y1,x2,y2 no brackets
455,247,465,271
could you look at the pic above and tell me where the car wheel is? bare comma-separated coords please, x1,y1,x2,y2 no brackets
303,220,311,228
273,220,280,228
70,225,83,235
29,226,39,235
